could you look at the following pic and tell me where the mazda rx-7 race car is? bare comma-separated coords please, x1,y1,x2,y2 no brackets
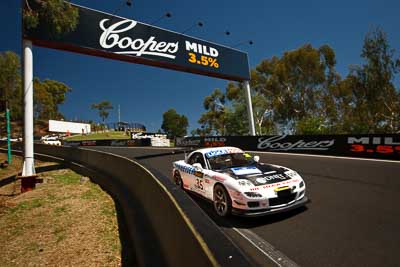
172,147,309,217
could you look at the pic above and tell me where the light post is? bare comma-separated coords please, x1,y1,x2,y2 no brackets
6,100,11,164
2,71,13,165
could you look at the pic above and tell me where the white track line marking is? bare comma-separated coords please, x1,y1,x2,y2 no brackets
248,150,400,164
232,227,299,267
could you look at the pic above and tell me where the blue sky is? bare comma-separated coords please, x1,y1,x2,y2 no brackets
1,0,399,132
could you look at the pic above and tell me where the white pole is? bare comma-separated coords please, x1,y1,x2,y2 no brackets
118,104,121,123
244,80,256,136
22,39,36,176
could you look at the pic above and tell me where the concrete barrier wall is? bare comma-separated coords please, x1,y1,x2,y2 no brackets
32,144,251,267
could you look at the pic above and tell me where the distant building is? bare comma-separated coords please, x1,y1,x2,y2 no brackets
49,120,91,134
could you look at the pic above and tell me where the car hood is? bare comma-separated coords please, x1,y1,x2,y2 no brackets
218,164,292,186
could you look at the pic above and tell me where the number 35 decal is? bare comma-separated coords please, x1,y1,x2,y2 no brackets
196,179,204,190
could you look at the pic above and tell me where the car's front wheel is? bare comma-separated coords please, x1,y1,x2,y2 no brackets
173,170,183,189
213,184,232,217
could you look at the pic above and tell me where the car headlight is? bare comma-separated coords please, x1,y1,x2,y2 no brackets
237,179,254,187
299,181,305,188
244,192,262,198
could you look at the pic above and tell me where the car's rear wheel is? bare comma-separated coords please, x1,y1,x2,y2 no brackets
213,184,232,217
173,171,183,189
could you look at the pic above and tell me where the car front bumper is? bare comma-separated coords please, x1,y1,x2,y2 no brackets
232,196,310,217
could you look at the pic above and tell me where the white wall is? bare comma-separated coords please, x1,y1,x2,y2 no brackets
49,120,91,134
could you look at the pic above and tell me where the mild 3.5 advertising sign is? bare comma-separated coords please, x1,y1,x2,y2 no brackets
176,134,400,160
23,3,250,81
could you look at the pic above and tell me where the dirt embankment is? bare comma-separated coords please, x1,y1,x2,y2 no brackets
0,154,121,266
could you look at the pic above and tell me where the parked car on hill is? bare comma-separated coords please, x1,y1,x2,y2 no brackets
41,136,61,146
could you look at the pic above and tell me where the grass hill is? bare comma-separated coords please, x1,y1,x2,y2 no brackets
64,131,130,141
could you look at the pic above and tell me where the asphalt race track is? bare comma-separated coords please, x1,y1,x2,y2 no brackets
90,147,400,267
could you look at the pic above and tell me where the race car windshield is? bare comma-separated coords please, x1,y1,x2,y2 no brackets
208,153,255,170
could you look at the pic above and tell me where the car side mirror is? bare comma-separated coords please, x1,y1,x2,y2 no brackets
193,163,203,170
253,156,260,162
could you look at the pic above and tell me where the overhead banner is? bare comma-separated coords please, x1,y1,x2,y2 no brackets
23,3,250,81
176,134,400,160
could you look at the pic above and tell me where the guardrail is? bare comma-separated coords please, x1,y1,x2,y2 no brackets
18,144,252,267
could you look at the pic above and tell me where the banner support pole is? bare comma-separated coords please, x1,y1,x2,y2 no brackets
244,80,256,136
22,39,36,177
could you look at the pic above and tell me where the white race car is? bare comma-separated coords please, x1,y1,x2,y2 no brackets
172,146,309,217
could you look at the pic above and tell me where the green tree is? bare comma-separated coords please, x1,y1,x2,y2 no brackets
34,78,71,119
161,109,188,138
23,0,79,36
196,28,399,135
324,75,354,133
251,44,340,134
0,51,23,120
0,51,72,122
196,82,272,136
203,44,340,136
197,89,226,135
295,117,328,135
340,27,400,133
230,81,276,135
91,101,113,123
223,83,249,135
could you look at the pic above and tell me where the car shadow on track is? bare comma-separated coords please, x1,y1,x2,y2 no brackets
187,191,309,229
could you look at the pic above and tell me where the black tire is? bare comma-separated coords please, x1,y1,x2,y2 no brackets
173,170,184,189
213,184,232,217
